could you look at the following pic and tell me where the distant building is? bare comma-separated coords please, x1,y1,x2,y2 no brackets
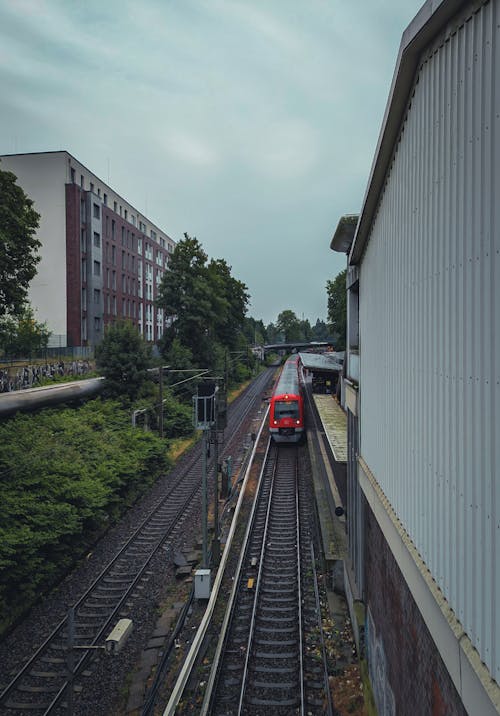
0,151,175,348
332,1,500,715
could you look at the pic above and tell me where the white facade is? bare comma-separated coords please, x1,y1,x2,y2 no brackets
347,0,500,712
1,153,68,345
0,151,175,347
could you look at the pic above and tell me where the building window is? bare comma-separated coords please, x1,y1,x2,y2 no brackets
122,299,126,316
93,260,101,276
80,229,86,253
112,270,116,290
111,245,116,266
82,287,87,309
122,273,126,292
111,219,115,240
103,193,107,206
138,238,142,255
70,167,75,183
124,209,128,221
82,316,87,340
80,174,84,188
122,251,126,269
106,268,110,288
107,293,111,314
114,201,117,213
97,188,101,197
93,231,100,248
93,203,100,219
90,182,94,193
94,288,100,304
94,317,101,331
81,259,87,282
112,295,117,315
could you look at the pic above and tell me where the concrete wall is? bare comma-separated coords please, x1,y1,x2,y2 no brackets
1,152,68,345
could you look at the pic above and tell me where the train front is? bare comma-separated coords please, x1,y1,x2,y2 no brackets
269,390,304,442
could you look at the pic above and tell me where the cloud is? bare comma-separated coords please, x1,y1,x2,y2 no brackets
161,130,219,167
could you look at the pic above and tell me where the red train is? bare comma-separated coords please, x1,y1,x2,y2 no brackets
269,355,305,443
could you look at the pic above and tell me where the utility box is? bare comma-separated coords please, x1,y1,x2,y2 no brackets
194,569,211,599
105,618,133,654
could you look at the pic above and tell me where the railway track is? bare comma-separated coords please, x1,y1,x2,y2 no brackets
206,440,332,716
0,369,273,715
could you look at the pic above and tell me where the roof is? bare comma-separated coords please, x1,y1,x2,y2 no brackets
330,214,359,254
349,0,470,264
299,352,343,373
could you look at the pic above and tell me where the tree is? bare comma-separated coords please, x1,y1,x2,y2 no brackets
157,234,249,368
0,166,41,318
326,269,347,350
265,322,280,343
276,310,302,342
243,317,266,345
207,257,249,350
95,320,151,401
156,234,216,366
0,305,51,358
311,318,332,342
299,317,312,342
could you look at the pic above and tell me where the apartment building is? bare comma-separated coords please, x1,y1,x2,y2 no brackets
0,151,175,347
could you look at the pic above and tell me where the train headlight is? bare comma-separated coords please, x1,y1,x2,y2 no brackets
273,420,278,425
296,420,300,425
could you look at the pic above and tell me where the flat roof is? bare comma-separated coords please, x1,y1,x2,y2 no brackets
299,352,343,372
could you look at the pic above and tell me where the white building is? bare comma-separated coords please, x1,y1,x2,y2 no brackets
332,1,500,714
0,151,175,348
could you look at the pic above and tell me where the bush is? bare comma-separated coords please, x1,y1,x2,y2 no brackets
0,400,170,633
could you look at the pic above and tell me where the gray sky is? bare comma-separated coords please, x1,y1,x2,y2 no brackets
0,0,421,326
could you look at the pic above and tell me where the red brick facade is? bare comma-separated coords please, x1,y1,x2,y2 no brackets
363,499,467,716
65,184,82,347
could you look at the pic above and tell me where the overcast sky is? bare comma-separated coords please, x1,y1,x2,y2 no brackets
0,0,421,326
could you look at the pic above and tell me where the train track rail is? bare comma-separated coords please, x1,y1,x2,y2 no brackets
0,369,273,715
206,440,332,716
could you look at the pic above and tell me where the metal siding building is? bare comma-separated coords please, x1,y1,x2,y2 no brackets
345,0,500,712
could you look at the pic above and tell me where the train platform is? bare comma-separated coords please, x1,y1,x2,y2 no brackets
307,391,348,567
313,394,348,463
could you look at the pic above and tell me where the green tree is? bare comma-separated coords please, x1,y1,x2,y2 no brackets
276,310,302,342
0,167,41,318
157,234,249,368
299,317,312,342
95,320,151,401
311,318,332,342
207,257,249,350
326,269,347,350
0,305,51,357
265,321,280,343
243,317,266,345
157,234,215,365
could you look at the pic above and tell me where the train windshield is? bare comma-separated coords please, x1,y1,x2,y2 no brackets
274,400,299,419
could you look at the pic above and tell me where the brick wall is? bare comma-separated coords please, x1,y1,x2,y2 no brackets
65,184,82,346
364,497,467,716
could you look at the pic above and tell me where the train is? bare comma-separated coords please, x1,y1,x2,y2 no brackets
269,355,305,443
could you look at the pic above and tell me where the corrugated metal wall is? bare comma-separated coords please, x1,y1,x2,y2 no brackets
359,0,500,681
